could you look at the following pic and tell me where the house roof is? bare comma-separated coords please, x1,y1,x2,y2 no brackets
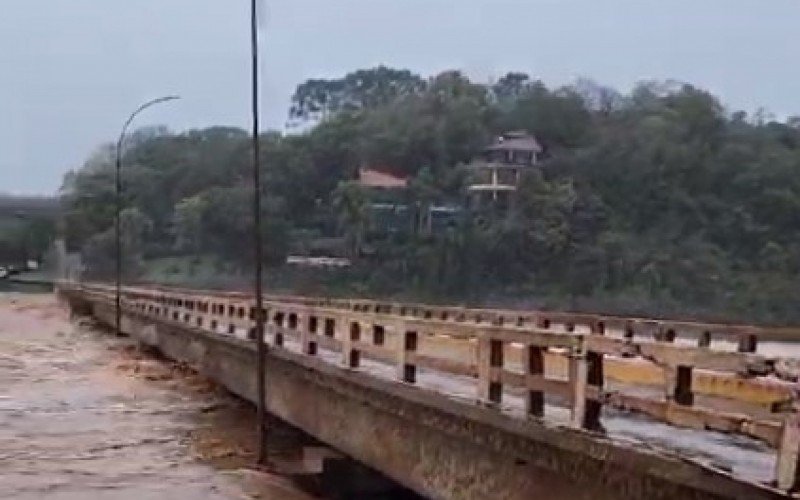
358,168,409,189
485,131,543,154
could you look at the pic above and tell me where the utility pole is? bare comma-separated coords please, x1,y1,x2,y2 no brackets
251,0,268,466
114,96,179,336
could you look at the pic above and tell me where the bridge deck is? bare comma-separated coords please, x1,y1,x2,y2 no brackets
274,333,776,484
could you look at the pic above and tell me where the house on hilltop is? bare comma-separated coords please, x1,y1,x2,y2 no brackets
466,130,543,208
357,167,459,236
357,167,412,235
357,167,409,190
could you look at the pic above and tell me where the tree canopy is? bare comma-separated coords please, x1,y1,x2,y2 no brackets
61,67,800,324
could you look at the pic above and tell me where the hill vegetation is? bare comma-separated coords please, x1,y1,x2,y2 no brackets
0,195,57,265
61,68,800,324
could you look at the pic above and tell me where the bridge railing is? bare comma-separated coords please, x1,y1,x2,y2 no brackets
108,282,798,411
103,280,800,345
64,281,800,491
272,294,800,347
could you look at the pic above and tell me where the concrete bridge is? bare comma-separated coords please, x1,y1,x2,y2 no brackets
58,282,800,499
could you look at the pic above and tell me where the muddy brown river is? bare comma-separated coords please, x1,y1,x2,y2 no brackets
0,293,317,499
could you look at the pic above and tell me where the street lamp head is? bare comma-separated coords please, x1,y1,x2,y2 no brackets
117,95,182,155
124,95,181,134
151,95,181,106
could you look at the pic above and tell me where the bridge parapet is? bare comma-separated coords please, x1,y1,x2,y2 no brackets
61,281,800,493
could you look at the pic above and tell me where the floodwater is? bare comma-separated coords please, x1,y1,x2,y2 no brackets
0,293,316,500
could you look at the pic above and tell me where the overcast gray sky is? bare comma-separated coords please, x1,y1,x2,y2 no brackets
2,0,799,194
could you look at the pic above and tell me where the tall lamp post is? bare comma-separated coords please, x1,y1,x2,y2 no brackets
251,0,268,466
115,95,180,337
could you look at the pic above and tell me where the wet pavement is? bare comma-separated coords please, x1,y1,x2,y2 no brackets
276,332,777,485
0,293,316,500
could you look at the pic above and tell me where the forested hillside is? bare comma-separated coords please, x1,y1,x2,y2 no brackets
61,68,800,324
0,195,57,265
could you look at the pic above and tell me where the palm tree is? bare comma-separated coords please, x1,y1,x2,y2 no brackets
332,181,370,258
409,166,438,236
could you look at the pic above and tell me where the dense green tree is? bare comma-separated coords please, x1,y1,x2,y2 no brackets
81,207,152,279
332,181,370,258
289,66,425,124
60,67,800,324
172,195,207,254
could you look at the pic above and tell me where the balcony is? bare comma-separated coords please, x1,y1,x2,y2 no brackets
467,183,516,192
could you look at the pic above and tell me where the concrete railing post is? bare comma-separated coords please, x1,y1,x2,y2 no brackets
584,321,605,431
526,345,545,418
776,408,800,491
342,320,360,369
397,326,417,383
738,332,758,353
297,312,311,355
324,317,336,338
478,336,503,405
305,314,318,356
569,337,588,429
273,312,285,347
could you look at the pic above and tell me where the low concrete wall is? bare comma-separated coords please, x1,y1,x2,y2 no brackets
66,291,785,500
